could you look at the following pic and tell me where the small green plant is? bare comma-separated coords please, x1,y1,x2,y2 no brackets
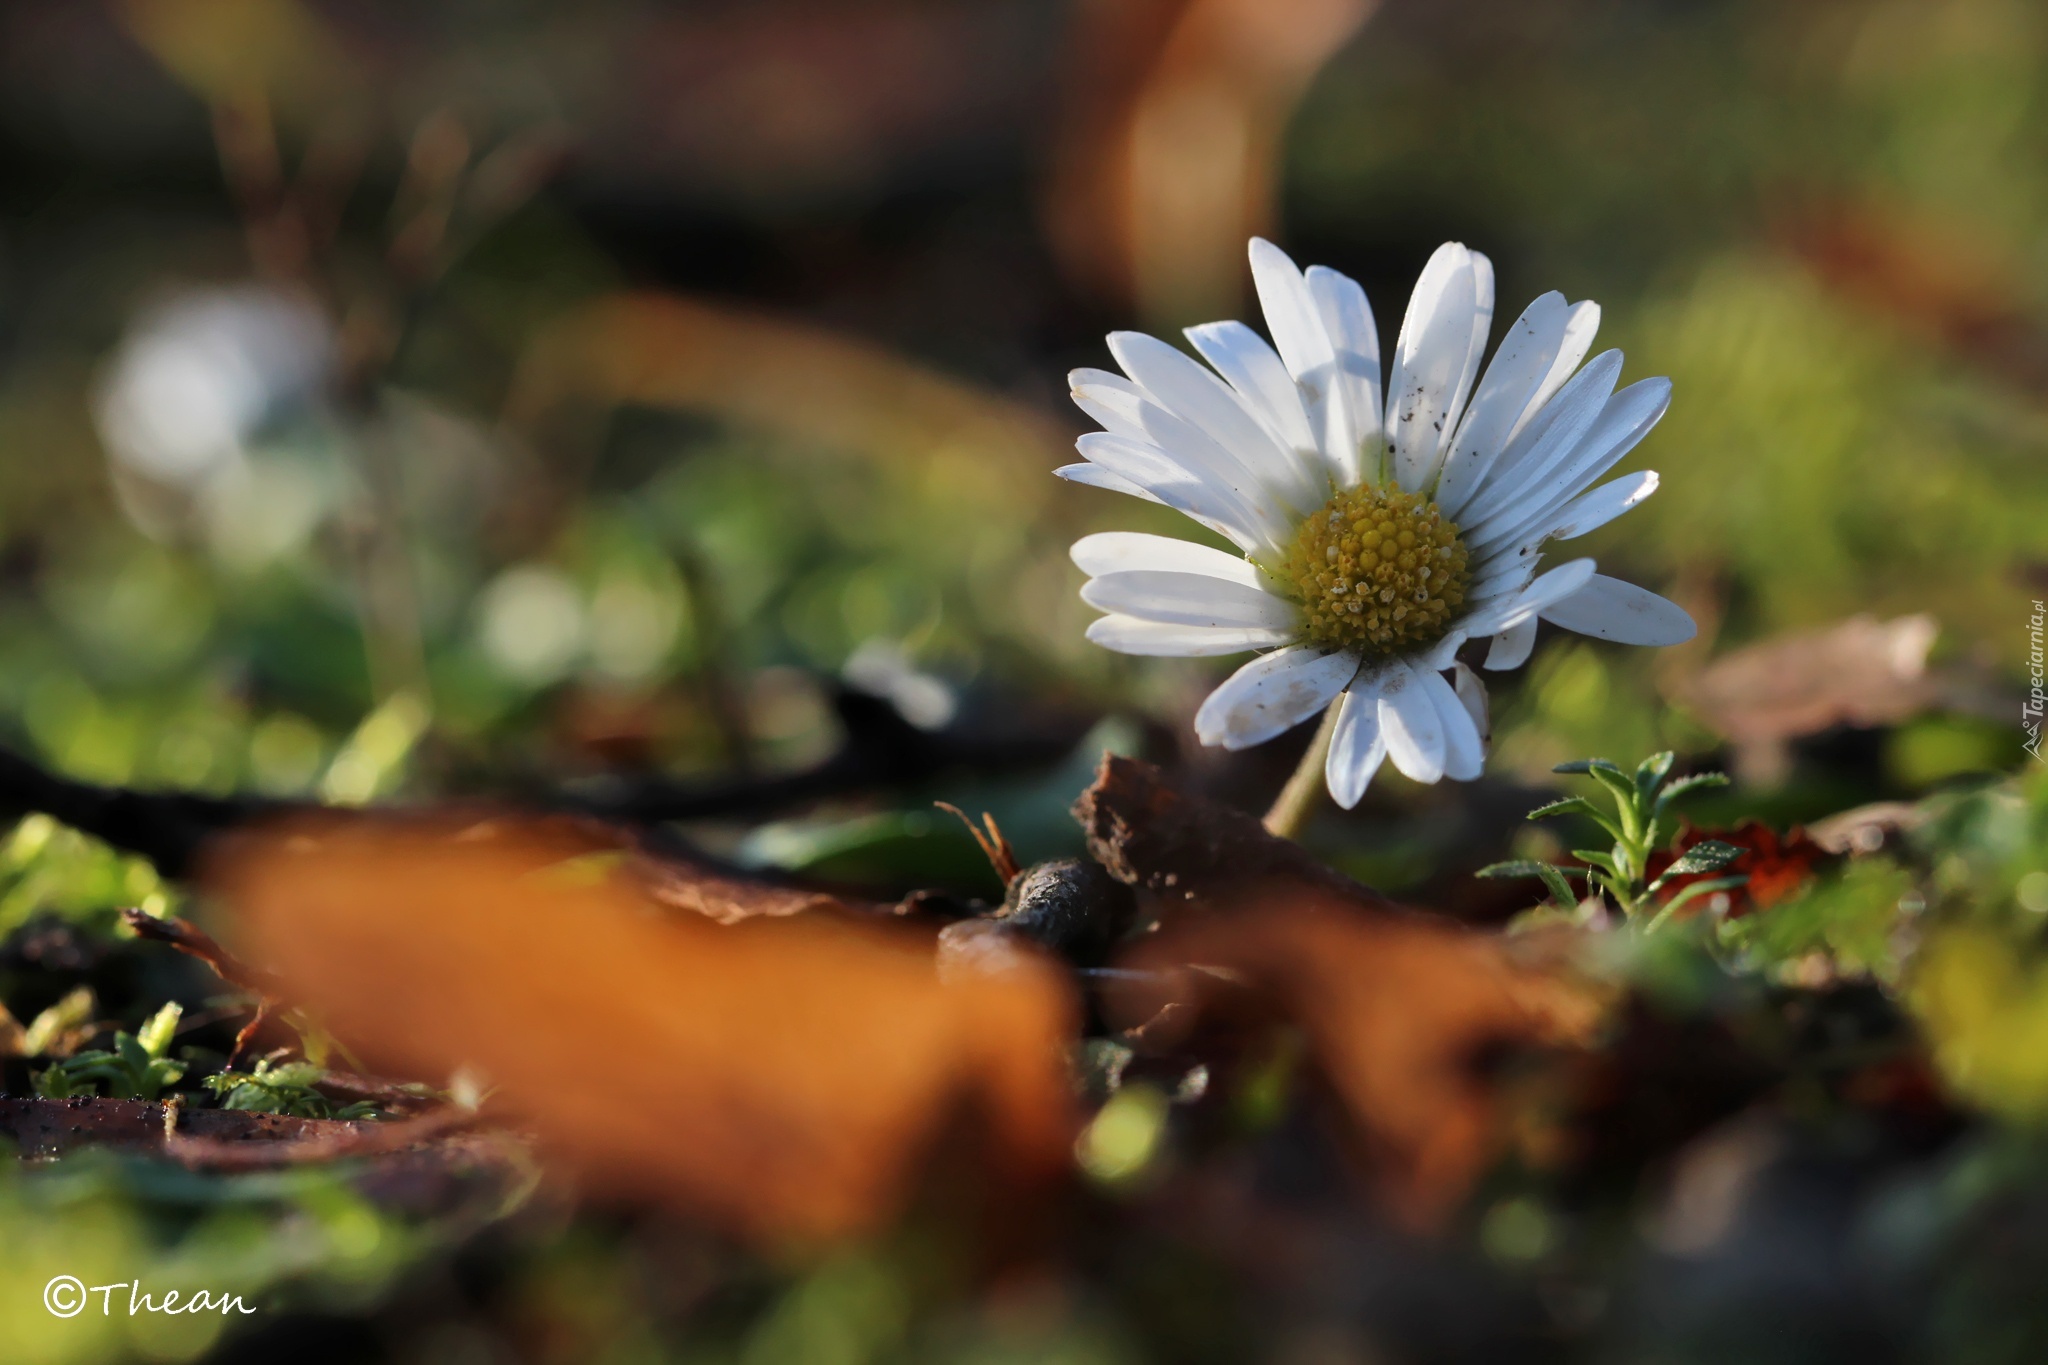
34,1001,186,1100
1479,752,1746,928
204,1055,378,1119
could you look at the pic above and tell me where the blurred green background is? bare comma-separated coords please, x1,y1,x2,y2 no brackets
0,0,2039,848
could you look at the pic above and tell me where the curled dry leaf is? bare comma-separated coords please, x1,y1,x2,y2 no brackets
1673,613,1939,745
1072,754,1401,916
205,816,1078,1248
1670,614,1940,783
1074,756,1599,1227
1108,895,1604,1229
628,846,885,925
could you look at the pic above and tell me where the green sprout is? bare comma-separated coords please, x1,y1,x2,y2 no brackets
1478,752,1747,929
34,1001,187,1100
204,1056,378,1120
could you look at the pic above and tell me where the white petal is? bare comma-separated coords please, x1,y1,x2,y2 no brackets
1502,558,1599,626
1386,243,1482,494
1545,470,1659,542
1509,300,1601,450
1421,666,1485,781
1465,554,1540,606
1194,646,1358,750
1054,462,1164,506
1306,263,1382,488
1483,616,1538,670
1248,239,1340,395
1377,660,1446,783
1070,532,1263,587
1455,350,1623,529
1074,432,1285,555
1081,371,1295,521
1108,330,1320,517
1433,291,1571,517
1071,384,1151,443
1085,614,1295,657
1070,366,1139,396
1413,626,1470,673
1539,575,1696,646
1324,672,1390,808
1463,376,1670,549
1250,239,1357,493
1451,251,1496,450
1450,662,1491,749
1183,321,1320,468
1464,557,1598,638
1081,570,1298,629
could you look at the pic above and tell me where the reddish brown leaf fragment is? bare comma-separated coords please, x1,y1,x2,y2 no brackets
1647,821,1836,919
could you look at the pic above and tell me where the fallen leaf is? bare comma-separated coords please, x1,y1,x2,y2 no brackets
1108,895,1602,1229
1670,614,1939,782
1072,753,1401,916
0,1097,521,1217
206,815,1078,1248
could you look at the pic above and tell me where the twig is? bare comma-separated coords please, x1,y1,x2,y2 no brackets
935,803,1022,885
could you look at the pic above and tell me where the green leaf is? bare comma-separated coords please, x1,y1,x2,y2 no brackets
1662,874,1749,911
1583,764,1643,817
1527,796,1602,821
1662,839,1745,877
1533,864,1582,907
1572,849,1623,879
33,1066,80,1099
1553,758,1623,776
21,986,95,1056
114,1031,151,1079
1634,751,1677,801
136,1001,182,1058
222,1082,283,1113
1655,771,1730,815
1643,875,1752,933
1477,859,1585,881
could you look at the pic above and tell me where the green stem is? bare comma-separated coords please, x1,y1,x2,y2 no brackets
1263,703,1343,841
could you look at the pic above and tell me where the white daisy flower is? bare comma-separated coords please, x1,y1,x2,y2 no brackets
1062,238,1695,808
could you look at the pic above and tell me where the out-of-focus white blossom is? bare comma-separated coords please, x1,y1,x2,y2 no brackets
94,284,332,488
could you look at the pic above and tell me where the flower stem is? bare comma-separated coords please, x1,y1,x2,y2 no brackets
1263,703,1342,841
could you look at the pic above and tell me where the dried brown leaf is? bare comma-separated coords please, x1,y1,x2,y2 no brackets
1111,896,1603,1229
1673,614,1940,746
1073,754,1402,915
206,816,1078,1248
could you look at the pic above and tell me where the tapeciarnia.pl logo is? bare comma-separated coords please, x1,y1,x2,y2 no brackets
2027,599,2045,763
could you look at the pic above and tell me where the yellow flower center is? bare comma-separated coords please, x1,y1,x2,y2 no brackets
1280,483,1470,658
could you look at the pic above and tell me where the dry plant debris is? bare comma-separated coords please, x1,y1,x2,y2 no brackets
1079,755,1604,1225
